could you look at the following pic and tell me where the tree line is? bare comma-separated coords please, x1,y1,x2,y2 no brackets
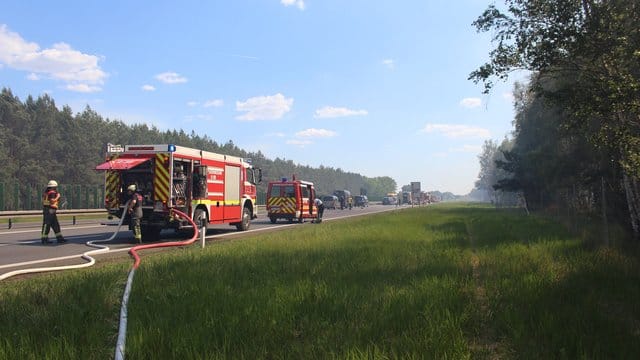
0,88,396,209
472,0,640,242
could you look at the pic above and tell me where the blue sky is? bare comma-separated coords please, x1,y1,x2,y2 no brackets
0,0,523,195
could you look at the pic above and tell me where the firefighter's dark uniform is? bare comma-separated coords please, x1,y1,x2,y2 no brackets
41,187,66,244
128,190,143,243
314,198,324,223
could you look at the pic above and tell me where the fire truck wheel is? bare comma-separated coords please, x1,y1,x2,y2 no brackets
236,206,251,231
142,226,161,242
269,216,277,224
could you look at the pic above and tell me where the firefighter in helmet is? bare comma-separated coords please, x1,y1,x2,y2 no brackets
314,197,324,223
127,184,143,243
41,180,66,244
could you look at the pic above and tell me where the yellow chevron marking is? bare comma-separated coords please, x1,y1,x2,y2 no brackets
267,197,296,214
105,154,122,208
154,153,170,201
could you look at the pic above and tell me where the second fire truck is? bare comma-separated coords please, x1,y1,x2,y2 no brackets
266,176,318,223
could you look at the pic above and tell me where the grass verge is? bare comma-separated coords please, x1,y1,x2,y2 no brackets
1,203,638,358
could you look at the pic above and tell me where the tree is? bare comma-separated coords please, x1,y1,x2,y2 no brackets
470,0,640,240
476,139,499,202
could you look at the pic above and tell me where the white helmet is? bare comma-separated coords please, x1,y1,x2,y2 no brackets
127,184,137,192
47,180,58,187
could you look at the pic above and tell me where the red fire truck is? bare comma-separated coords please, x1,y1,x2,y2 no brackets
95,144,261,241
266,177,318,223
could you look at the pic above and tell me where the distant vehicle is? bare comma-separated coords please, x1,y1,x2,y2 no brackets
322,195,339,209
333,190,352,210
402,191,412,205
382,196,396,205
354,195,368,207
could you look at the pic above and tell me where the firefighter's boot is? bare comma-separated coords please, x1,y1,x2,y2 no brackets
56,234,67,243
133,225,142,244
41,224,52,244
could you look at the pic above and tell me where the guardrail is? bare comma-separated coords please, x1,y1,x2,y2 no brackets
0,209,108,218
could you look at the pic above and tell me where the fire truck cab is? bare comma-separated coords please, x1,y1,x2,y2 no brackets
266,177,318,224
95,144,261,242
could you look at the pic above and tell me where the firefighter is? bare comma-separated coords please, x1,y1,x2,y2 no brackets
41,180,66,244
314,197,324,223
127,184,143,243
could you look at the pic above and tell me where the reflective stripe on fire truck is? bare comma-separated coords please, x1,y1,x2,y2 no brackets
267,197,296,214
105,154,121,209
192,199,243,207
154,153,170,203
106,170,121,208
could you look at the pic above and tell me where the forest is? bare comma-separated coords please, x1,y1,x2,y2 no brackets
472,0,640,242
0,88,397,209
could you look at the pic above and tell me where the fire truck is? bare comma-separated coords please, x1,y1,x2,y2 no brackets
266,177,318,223
95,144,261,241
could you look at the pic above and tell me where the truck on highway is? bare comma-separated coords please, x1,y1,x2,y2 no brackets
402,191,412,205
95,144,261,241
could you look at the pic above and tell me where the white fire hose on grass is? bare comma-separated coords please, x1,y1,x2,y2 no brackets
0,201,131,281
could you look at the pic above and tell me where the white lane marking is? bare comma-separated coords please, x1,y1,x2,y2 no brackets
0,223,289,271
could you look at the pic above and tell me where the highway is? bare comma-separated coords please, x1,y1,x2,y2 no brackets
0,204,401,278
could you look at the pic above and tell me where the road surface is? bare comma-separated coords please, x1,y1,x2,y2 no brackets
0,204,403,278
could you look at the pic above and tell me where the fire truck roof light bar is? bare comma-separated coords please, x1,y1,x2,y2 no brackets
168,144,176,152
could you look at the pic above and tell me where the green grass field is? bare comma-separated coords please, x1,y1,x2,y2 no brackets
1,203,639,359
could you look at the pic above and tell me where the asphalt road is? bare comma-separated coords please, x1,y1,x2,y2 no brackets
0,204,402,277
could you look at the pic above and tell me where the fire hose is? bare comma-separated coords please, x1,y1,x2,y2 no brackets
0,201,132,281
0,205,204,359
115,208,200,360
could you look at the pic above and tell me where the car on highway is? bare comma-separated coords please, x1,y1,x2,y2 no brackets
354,195,368,207
382,196,397,205
322,195,339,209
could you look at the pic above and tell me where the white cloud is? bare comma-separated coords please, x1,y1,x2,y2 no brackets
502,92,515,102
141,84,155,91
420,123,491,138
382,59,395,69
155,71,187,84
281,0,305,10
295,128,337,138
314,106,368,119
203,99,224,108
235,93,293,121
27,73,39,80
0,24,107,92
187,101,199,107
460,97,482,108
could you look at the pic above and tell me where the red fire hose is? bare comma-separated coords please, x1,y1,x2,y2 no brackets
129,208,199,269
